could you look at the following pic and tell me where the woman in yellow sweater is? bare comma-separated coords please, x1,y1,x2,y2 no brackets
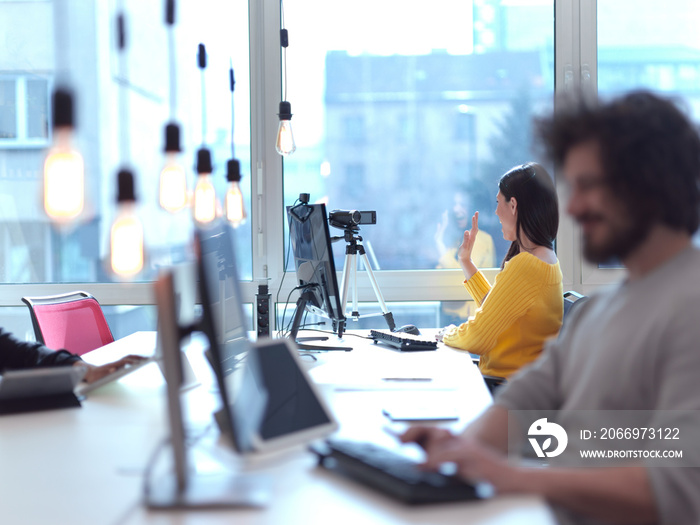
441,162,562,379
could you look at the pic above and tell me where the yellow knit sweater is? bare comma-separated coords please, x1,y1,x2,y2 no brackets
443,252,563,378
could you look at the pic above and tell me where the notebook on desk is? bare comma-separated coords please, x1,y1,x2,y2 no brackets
0,366,86,414
75,335,198,397
74,356,155,396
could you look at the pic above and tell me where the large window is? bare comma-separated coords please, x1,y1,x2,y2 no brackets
2,0,700,333
570,0,700,283
0,0,252,289
0,76,49,145
282,0,554,272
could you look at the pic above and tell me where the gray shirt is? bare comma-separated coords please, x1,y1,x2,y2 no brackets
497,245,700,525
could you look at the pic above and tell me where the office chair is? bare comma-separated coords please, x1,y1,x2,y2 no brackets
479,291,588,396
563,290,587,319
21,291,114,356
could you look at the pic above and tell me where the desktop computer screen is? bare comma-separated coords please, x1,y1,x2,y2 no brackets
286,202,346,344
194,218,336,452
197,220,250,374
195,219,266,453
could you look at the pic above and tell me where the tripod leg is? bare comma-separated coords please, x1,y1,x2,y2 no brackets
359,252,396,330
351,251,359,318
340,252,353,315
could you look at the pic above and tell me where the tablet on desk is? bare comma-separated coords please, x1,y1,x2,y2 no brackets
0,366,86,414
213,338,338,454
251,338,338,452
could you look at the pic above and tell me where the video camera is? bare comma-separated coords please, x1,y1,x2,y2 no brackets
328,209,377,231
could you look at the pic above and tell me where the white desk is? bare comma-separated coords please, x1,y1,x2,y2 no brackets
0,331,557,525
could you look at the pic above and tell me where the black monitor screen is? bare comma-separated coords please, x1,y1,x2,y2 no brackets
197,220,249,374
196,219,266,453
286,203,345,334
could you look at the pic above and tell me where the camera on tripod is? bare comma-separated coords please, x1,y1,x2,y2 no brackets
329,209,377,231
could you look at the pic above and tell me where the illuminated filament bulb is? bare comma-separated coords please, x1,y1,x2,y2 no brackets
159,124,187,213
225,159,246,227
193,148,216,224
44,89,84,222
275,101,296,156
110,170,144,277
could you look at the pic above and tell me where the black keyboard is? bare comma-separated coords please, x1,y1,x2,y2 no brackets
311,439,481,505
370,330,437,352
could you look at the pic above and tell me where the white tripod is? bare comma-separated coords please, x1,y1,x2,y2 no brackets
334,228,396,330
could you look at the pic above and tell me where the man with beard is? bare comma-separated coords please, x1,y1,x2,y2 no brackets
401,91,700,525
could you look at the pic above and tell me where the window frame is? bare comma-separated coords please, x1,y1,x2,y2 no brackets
0,74,52,149
2,0,625,313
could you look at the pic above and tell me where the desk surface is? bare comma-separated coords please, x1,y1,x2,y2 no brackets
0,331,557,525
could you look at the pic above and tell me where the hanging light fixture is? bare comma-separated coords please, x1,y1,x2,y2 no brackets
225,159,246,226
275,100,295,156
159,0,187,213
275,9,296,156
193,147,216,223
110,9,144,277
111,169,144,276
224,61,246,227
159,123,187,212
43,87,85,222
192,43,217,224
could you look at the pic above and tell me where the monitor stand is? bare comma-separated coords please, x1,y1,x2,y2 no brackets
288,291,352,351
145,455,270,509
149,272,271,509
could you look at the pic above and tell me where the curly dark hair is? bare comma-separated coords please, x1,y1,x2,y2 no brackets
499,162,559,267
535,90,700,234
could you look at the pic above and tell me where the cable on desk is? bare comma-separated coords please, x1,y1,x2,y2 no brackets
299,327,374,341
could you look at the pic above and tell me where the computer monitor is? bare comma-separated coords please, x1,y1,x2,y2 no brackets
196,219,250,375
286,201,349,350
195,219,266,453
149,269,269,509
195,218,337,453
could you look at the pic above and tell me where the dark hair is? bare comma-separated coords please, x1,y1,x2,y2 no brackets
499,162,559,267
536,90,700,234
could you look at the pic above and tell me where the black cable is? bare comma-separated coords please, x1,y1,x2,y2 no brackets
279,283,314,337
229,59,235,157
116,8,130,165
165,0,177,118
198,43,207,146
280,0,288,101
299,327,374,341
275,197,299,336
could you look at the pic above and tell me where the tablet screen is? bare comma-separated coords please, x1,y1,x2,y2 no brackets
254,340,336,443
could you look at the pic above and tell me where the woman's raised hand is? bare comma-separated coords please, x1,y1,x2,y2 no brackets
456,212,480,280
457,212,479,263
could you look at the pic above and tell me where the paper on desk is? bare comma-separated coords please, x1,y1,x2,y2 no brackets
382,390,460,421
308,352,465,391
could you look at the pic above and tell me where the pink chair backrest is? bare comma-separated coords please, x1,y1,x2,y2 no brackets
32,298,114,356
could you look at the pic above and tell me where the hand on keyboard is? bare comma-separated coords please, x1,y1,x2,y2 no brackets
78,354,149,383
435,324,456,342
312,438,480,504
400,426,507,496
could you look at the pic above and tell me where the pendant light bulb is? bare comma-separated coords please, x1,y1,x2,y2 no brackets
225,159,246,227
159,123,187,213
193,148,216,224
44,88,85,222
110,169,144,277
275,101,296,156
